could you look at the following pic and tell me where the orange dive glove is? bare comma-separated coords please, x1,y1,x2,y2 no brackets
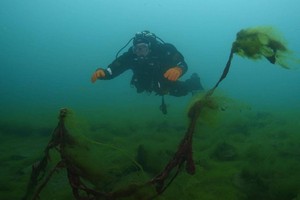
91,68,105,83
164,66,183,81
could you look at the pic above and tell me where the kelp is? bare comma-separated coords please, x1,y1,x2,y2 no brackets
210,26,298,96
23,26,298,199
232,26,299,69
22,98,216,200
22,109,155,200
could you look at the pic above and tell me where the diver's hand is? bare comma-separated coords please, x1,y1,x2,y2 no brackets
91,69,105,83
164,66,183,81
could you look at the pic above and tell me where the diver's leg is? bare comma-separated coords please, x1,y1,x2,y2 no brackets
184,73,204,92
168,73,204,97
168,81,189,97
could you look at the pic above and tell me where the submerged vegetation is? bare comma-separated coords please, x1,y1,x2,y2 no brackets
0,26,299,199
0,105,300,199
232,26,300,69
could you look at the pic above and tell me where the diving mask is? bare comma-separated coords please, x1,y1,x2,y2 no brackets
133,43,150,57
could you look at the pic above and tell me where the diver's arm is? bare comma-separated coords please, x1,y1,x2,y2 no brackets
163,43,188,75
96,51,133,80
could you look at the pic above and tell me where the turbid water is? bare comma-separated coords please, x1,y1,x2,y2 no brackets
1,0,300,199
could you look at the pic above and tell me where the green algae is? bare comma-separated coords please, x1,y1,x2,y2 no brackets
232,26,300,69
1,104,299,199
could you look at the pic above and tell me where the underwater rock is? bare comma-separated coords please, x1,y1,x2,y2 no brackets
135,144,167,174
211,142,238,161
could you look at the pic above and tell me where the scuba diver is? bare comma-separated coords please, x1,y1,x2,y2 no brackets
91,30,204,114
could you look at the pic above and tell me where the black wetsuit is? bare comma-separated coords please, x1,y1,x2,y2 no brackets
101,43,198,97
